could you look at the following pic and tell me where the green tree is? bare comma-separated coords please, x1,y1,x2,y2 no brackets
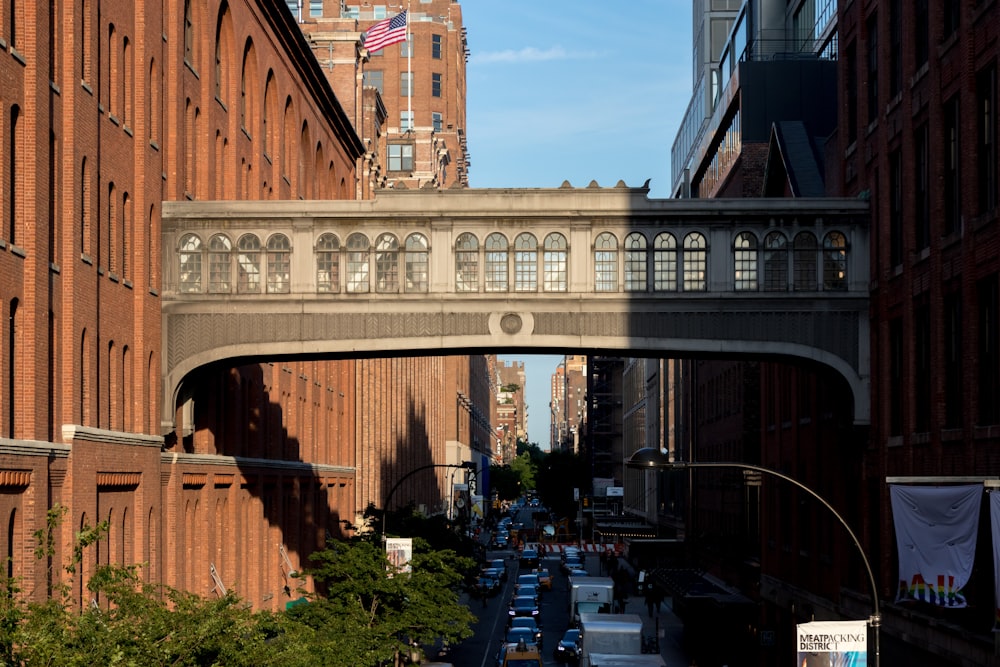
534,449,590,519
273,538,476,667
509,452,537,494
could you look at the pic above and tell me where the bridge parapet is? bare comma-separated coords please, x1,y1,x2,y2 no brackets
160,187,870,432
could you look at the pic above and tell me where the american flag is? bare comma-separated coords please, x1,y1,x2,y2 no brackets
362,10,408,54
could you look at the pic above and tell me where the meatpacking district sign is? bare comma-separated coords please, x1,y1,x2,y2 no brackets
796,620,868,666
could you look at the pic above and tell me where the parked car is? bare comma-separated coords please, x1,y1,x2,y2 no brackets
509,617,543,648
553,628,582,663
476,573,501,597
489,558,510,581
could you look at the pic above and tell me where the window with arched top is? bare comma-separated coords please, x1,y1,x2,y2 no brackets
763,231,788,291
404,234,429,293
183,0,194,64
624,232,647,292
514,233,538,292
346,233,370,293
733,231,757,291
793,231,817,290
316,233,340,292
823,231,848,291
543,233,567,292
266,234,290,293
208,234,232,293
236,234,261,293
374,233,399,293
263,72,275,160
653,232,677,291
455,233,479,292
484,233,508,293
682,232,707,291
178,233,203,292
594,232,618,292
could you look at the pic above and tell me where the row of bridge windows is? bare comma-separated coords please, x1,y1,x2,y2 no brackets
176,229,849,295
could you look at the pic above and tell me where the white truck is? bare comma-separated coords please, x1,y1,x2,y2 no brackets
586,656,667,667
568,575,614,626
578,612,648,667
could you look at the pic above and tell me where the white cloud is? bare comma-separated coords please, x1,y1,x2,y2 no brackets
472,46,599,65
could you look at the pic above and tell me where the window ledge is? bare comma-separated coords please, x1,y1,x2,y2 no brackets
10,245,26,258
81,253,94,265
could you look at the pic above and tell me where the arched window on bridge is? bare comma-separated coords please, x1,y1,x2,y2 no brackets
792,231,817,290
762,231,788,291
594,232,618,292
375,233,400,292
823,231,848,291
178,234,203,292
653,232,677,291
543,233,567,292
624,232,647,292
316,233,340,292
237,234,261,293
347,233,370,293
733,231,758,291
484,233,508,293
455,233,479,292
682,232,707,291
266,234,291,293
208,233,232,293
514,233,538,292
404,233,429,293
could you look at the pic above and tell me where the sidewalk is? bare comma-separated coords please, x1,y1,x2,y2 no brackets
586,553,694,667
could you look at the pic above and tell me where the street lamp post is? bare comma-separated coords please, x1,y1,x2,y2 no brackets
382,461,476,540
626,447,880,667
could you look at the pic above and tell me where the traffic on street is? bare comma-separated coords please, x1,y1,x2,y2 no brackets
426,502,693,667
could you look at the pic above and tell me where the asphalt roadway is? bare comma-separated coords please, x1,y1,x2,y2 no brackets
429,546,694,667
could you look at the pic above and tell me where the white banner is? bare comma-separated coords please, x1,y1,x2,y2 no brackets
385,537,412,575
991,492,1000,630
890,484,981,607
796,620,867,666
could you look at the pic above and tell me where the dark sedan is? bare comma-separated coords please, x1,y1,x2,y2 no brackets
506,595,540,622
553,628,581,663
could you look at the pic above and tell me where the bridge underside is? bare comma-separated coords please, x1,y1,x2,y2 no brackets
162,296,869,432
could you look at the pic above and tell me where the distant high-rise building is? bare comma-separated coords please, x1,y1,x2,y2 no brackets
496,360,526,464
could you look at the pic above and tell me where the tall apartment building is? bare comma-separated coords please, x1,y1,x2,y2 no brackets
292,0,470,193
496,359,526,464
0,0,367,612
550,355,586,452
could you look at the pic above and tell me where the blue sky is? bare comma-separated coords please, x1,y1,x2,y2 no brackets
461,2,694,446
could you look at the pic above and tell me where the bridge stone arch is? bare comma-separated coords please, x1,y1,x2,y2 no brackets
162,186,869,433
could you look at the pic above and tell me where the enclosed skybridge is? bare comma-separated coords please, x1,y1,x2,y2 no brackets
161,185,870,432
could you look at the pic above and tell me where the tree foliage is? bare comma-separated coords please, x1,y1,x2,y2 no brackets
0,508,478,666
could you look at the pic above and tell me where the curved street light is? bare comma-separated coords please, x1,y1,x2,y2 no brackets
626,447,880,667
382,461,477,540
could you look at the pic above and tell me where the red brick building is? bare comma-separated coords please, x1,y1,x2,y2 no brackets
295,0,471,191
837,1,1000,663
0,0,367,611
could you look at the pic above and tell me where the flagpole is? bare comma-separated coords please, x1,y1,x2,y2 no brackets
406,1,411,135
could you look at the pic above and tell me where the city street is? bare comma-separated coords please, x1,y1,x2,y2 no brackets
431,544,693,667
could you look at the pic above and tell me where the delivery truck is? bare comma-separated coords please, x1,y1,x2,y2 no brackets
578,612,645,667
568,575,614,626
